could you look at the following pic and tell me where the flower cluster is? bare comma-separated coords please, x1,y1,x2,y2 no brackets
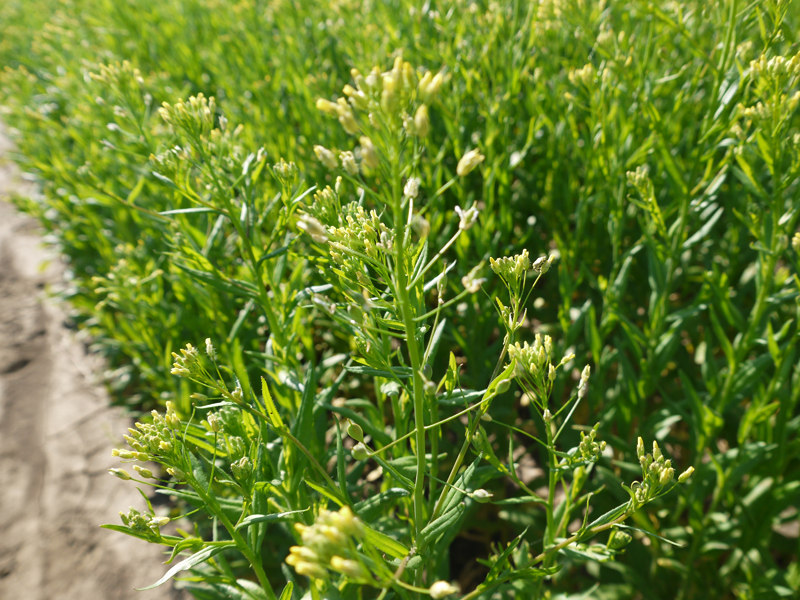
113,401,181,463
577,423,606,461
490,249,530,297
286,507,371,583
509,334,578,410
749,53,800,88
158,93,217,139
329,203,395,261
119,506,170,536
170,343,204,378
313,57,443,174
628,438,694,506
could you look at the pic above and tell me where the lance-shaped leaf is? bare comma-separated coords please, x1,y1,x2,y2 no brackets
135,543,235,590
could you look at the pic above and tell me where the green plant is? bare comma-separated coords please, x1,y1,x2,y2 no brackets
2,0,800,598
102,61,695,599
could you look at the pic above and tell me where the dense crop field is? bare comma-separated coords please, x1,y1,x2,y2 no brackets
2,0,800,598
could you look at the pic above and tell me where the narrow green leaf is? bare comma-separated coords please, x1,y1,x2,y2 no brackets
235,508,310,530
364,527,409,559
135,543,234,590
261,376,284,429
279,582,293,600
615,524,686,547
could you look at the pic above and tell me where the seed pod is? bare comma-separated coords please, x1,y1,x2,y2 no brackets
351,442,369,461
607,528,633,550
472,489,493,503
347,421,364,442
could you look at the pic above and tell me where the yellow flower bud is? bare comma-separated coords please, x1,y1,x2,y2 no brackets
314,145,338,169
414,104,430,137
457,149,484,176
316,98,338,115
429,581,460,599
359,137,380,169
678,466,695,483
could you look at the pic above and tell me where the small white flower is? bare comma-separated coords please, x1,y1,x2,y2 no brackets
340,151,359,176
404,177,421,198
429,580,460,599
297,214,329,244
454,205,479,230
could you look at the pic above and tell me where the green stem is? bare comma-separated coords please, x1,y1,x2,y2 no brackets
190,473,278,600
389,144,428,573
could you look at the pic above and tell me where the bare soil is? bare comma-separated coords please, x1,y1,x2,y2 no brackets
0,128,183,599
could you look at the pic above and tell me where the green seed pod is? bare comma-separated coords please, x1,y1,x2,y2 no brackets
347,421,364,442
471,489,493,503
495,378,511,394
607,529,633,550
351,442,369,461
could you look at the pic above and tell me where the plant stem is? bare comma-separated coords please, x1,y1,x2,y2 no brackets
389,143,427,585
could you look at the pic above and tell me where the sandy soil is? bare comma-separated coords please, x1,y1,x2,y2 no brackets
0,129,183,599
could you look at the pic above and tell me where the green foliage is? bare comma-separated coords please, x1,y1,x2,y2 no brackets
3,0,800,598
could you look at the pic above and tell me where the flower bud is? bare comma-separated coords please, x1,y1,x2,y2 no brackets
495,378,511,394
167,467,186,481
436,271,448,296
543,409,552,423
340,151,359,176
330,556,369,579
205,338,216,360
337,105,359,135
404,177,421,199
190,393,208,401
419,72,444,104
471,489,493,503
343,85,369,110
429,581,460,599
678,466,695,483
359,136,380,169
294,561,328,579
314,145,338,169
109,468,131,480
652,441,662,461
351,442,369,461
207,413,222,433
231,456,253,481
347,421,364,442
316,98,339,115
414,104,430,137
636,437,645,459
297,214,329,244
381,74,397,113
457,149,485,176
659,467,673,486
133,465,154,479
149,516,170,528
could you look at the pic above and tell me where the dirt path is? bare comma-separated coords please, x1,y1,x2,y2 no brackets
0,129,182,599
